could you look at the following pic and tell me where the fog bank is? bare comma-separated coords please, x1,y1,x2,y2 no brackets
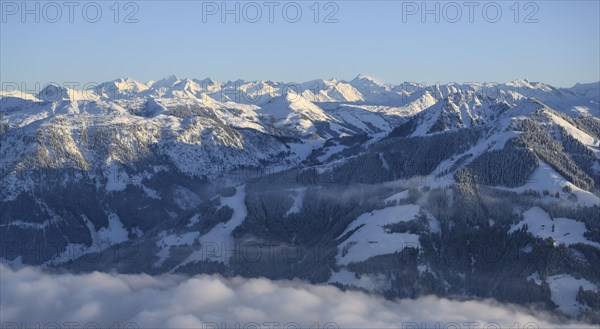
0,265,582,328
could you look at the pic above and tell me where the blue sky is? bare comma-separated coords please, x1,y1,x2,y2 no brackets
1,0,599,88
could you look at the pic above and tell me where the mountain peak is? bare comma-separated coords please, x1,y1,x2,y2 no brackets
159,75,180,84
37,84,70,101
38,84,99,101
353,74,380,82
112,77,135,83
507,79,532,88
150,75,180,89
200,77,217,84
351,74,386,88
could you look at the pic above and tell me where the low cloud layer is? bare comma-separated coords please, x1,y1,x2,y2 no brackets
0,265,581,329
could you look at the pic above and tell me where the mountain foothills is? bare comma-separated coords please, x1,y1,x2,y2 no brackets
1,76,599,322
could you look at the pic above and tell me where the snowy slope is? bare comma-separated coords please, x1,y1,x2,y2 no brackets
336,204,422,265
509,207,600,249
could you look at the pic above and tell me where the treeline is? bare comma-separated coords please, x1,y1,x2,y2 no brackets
300,128,482,185
559,127,600,188
513,118,596,191
455,138,539,187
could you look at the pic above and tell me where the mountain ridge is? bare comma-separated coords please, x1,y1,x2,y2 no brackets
1,75,599,323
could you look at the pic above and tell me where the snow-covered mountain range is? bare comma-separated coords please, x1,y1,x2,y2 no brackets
1,76,599,323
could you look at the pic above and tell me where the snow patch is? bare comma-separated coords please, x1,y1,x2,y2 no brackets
384,190,409,203
336,205,421,265
328,268,391,293
547,274,598,316
178,185,248,266
499,162,600,207
285,187,306,216
509,207,600,249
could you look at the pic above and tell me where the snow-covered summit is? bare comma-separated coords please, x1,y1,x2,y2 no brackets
37,84,99,102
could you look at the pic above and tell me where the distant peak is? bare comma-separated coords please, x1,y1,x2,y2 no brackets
112,77,139,84
150,75,180,88
354,74,374,80
40,83,65,90
352,74,383,84
157,75,179,83
37,84,89,101
507,79,532,88
38,84,69,97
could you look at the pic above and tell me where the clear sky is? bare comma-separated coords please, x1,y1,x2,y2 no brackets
1,0,599,89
